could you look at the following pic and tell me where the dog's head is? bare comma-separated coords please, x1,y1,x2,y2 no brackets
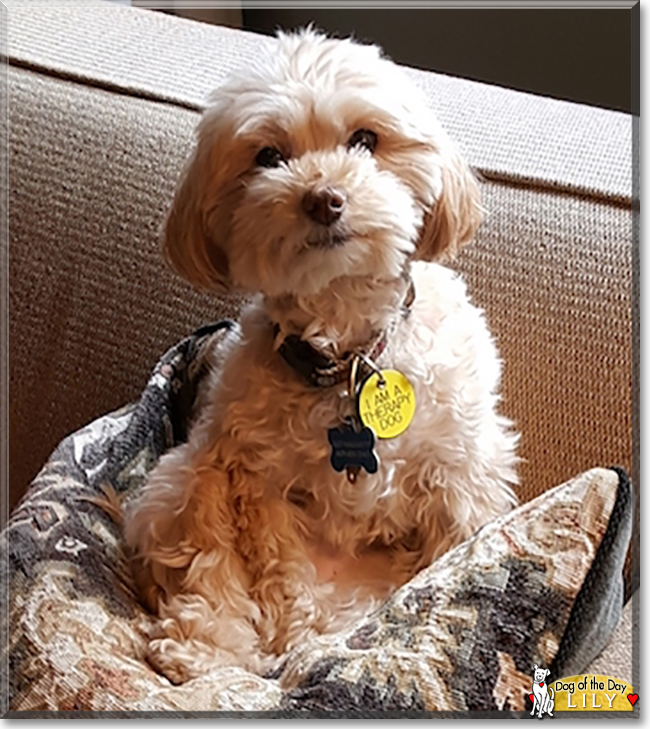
533,665,551,683
164,29,481,298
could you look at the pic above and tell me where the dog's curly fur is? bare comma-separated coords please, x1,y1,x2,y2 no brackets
124,29,519,683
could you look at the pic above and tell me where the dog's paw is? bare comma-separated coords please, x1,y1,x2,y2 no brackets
146,637,266,684
146,642,191,685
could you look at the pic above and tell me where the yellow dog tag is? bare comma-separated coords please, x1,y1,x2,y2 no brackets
358,370,416,439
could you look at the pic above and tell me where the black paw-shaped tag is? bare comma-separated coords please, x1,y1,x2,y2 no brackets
328,421,378,475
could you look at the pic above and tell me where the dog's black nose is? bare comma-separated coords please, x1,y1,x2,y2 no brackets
302,187,346,226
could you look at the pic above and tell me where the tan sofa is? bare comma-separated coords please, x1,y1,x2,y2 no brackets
5,0,636,712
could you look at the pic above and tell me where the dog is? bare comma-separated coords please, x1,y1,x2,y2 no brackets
124,28,519,684
531,665,555,718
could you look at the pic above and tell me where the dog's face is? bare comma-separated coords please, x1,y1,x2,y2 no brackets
533,666,550,684
165,29,481,297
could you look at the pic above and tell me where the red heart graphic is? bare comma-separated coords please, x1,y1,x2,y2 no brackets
628,694,638,706
529,694,534,702
539,682,544,687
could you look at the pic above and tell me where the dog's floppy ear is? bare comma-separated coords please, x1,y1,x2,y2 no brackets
162,123,232,294
414,147,482,262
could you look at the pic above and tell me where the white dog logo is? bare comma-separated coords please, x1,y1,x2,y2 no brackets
530,664,555,718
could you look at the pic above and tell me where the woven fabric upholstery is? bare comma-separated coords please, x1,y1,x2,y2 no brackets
7,1,634,527
8,67,244,509
456,183,632,502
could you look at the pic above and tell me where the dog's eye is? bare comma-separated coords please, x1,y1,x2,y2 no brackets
255,146,286,168
347,129,378,153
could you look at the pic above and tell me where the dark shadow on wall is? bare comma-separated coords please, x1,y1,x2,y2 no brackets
242,8,633,114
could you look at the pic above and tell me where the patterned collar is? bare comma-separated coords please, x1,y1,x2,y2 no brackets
275,277,415,388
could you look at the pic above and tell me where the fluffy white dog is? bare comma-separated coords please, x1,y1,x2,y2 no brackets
124,29,519,684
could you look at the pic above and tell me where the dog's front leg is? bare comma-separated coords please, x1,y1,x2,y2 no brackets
392,460,518,578
232,495,331,656
530,695,539,716
125,445,270,682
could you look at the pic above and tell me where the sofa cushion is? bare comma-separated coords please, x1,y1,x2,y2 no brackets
2,324,633,715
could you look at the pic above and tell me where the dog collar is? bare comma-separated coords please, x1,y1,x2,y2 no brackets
277,327,387,388
275,277,415,389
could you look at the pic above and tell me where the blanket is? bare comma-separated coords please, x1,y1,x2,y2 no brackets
2,322,633,716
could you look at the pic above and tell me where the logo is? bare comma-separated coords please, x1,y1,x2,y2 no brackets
529,664,555,718
526,668,637,714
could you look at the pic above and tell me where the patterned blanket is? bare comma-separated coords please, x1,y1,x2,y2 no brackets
1,322,633,716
